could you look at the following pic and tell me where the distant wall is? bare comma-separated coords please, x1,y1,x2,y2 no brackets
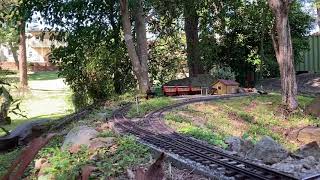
0,62,58,72
296,35,320,73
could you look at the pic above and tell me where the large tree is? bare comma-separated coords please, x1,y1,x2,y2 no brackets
184,0,205,76
0,0,29,88
268,0,298,111
120,0,150,93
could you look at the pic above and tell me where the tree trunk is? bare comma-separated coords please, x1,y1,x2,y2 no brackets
268,0,298,111
184,0,205,77
9,43,19,70
18,21,28,88
120,0,150,93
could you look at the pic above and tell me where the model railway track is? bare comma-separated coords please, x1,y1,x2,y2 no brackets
115,120,297,180
113,95,319,180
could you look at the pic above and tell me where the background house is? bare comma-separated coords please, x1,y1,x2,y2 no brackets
0,27,59,71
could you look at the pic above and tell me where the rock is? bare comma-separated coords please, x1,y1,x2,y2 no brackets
225,136,253,156
305,96,320,117
295,141,320,160
61,126,98,150
272,156,320,179
93,137,115,145
247,136,288,164
88,137,115,152
96,122,113,132
293,127,320,144
35,158,47,170
96,112,108,121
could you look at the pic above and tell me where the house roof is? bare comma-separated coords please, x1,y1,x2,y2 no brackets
214,79,239,86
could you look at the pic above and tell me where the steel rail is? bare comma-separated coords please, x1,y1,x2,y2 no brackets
116,121,297,180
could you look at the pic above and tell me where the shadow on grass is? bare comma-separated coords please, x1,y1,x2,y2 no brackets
28,71,60,81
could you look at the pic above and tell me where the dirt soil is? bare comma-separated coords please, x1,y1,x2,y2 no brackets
257,73,320,95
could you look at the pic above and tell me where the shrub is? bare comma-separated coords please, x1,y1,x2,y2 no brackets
209,66,236,80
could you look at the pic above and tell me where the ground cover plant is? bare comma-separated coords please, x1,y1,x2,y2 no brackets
127,97,173,118
0,103,150,179
165,94,317,150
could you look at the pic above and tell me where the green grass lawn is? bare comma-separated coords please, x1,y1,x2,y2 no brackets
165,93,317,150
1,71,74,135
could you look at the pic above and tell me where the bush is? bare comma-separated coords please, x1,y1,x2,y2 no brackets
209,66,236,80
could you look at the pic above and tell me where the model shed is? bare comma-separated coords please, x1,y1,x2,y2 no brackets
213,79,239,95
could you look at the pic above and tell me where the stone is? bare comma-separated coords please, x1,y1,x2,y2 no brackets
61,126,98,150
88,137,115,152
305,96,320,117
295,141,320,160
96,122,113,132
96,112,108,121
225,136,253,156
272,156,320,179
294,127,320,144
247,136,288,164
35,158,47,170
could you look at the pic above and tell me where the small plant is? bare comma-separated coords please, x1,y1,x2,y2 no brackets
92,136,150,178
165,113,189,123
42,146,90,179
97,130,114,137
179,125,227,148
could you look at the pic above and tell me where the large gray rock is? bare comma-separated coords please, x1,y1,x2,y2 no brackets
295,141,320,160
247,136,288,164
272,156,320,179
225,136,254,156
62,126,98,150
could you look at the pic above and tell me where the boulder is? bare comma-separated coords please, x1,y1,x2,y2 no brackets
61,126,98,150
225,136,253,156
295,141,320,160
88,137,115,152
247,136,288,164
272,156,320,179
294,127,320,144
305,96,320,117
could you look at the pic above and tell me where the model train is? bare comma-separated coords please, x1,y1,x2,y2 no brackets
162,86,202,96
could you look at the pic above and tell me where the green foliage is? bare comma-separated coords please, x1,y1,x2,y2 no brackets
0,148,21,177
39,146,90,179
38,0,136,108
179,125,227,148
209,66,236,80
93,136,149,178
127,97,173,118
165,113,189,123
149,33,187,85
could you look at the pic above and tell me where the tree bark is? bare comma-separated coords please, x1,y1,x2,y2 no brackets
184,0,205,77
9,43,19,70
120,0,150,93
18,20,28,88
268,0,298,111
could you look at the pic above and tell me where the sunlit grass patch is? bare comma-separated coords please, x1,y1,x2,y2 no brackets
127,97,173,118
166,94,317,150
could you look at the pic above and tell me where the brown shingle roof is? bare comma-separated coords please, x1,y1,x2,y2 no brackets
215,79,239,86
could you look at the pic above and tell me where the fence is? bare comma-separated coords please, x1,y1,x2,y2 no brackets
296,34,320,73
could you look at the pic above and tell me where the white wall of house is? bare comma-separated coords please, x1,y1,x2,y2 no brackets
0,32,48,62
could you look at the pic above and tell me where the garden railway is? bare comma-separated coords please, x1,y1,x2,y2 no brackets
113,94,320,180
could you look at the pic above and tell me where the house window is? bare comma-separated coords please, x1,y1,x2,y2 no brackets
28,51,32,58
218,86,221,90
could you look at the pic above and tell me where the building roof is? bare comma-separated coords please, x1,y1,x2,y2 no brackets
214,79,239,86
